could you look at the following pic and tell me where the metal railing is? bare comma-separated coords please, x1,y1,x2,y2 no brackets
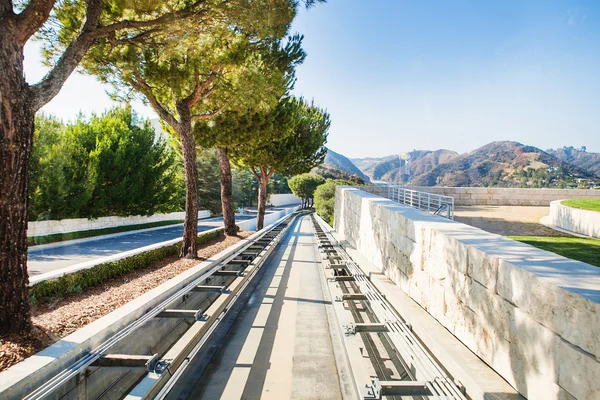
364,185,455,220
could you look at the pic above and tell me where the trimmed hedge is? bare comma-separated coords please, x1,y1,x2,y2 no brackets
30,229,223,304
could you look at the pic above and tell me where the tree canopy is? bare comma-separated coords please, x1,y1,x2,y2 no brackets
229,97,329,176
0,0,325,335
29,108,180,220
288,173,326,208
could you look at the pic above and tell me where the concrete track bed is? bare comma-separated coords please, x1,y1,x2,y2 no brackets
0,232,251,373
0,215,294,400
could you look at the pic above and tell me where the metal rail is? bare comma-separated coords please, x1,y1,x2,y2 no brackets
311,213,466,400
22,212,299,400
363,186,454,220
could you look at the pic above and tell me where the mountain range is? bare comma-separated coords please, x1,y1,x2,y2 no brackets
320,141,600,188
317,148,371,183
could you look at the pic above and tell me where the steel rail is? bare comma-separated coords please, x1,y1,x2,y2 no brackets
311,213,466,400
22,213,297,400
321,230,463,399
333,253,461,399
338,281,404,400
135,213,300,400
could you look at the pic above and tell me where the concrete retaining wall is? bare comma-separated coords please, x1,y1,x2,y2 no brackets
268,193,301,207
334,187,600,400
550,200,600,239
237,205,301,231
403,186,600,206
27,211,210,237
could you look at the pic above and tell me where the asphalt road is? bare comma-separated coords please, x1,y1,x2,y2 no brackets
27,215,256,276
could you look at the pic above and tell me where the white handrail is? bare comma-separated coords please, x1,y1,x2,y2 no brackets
363,185,454,220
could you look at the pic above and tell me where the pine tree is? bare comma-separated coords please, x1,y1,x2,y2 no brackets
231,98,330,228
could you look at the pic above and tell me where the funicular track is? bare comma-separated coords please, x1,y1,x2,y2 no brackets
17,210,471,400
22,212,301,400
310,213,468,400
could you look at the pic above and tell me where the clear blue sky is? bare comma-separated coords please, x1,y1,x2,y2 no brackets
25,0,600,158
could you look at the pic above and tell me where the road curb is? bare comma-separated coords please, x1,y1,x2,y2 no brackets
28,222,184,253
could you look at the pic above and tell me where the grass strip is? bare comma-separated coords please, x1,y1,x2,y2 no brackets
29,229,223,304
28,220,184,246
508,235,600,268
561,198,600,212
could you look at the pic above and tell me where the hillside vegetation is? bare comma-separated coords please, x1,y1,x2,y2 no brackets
351,155,397,172
347,141,599,188
411,141,597,187
319,147,370,183
547,147,600,176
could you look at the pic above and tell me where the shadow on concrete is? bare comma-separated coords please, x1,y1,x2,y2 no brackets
187,218,302,399
454,216,564,237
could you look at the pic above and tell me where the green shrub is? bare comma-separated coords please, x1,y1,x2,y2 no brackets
30,108,182,221
29,229,222,304
288,173,326,207
314,180,353,226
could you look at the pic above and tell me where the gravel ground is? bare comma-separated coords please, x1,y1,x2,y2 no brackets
0,232,252,372
453,205,565,236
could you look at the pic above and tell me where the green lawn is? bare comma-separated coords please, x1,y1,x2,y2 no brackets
508,236,600,268
28,220,183,246
561,198,600,212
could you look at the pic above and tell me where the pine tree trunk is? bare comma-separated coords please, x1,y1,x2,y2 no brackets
256,169,268,231
217,147,236,236
0,34,34,335
177,107,199,258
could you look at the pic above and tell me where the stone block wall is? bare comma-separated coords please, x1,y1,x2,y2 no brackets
27,211,210,237
402,187,600,206
549,200,600,239
334,187,600,399
268,193,301,207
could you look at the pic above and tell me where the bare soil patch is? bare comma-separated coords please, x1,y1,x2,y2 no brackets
454,205,565,236
0,231,252,372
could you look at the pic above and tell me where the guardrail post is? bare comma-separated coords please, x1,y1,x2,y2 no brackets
427,193,431,212
370,187,455,220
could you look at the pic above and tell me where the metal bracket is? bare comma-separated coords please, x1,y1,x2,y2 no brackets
343,323,356,336
196,312,209,321
152,360,171,374
146,354,160,372
363,378,433,399
363,379,381,400
344,323,389,336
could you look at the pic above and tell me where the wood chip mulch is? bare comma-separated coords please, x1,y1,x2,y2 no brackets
0,232,252,373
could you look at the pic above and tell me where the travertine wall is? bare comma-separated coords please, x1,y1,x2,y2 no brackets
335,187,600,400
27,211,210,237
403,186,600,206
268,193,301,207
550,200,600,239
